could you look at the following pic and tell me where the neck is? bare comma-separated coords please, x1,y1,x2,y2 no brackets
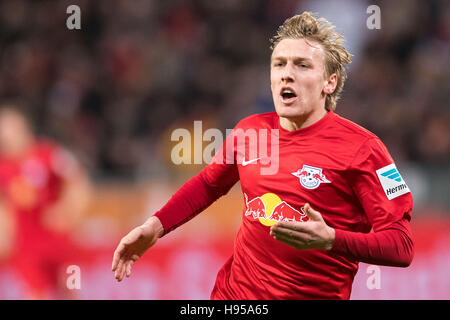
279,108,328,132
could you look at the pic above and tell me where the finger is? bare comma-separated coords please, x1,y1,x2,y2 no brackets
271,228,309,243
114,259,123,280
272,232,307,249
119,259,129,281
126,254,140,277
126,260,135,278
115,258,126,281
120,256,133,281
273,221,310,233
112,253,121,272
271,225,311,243
112,243,126,271
304,203,322,221
120,262,127,281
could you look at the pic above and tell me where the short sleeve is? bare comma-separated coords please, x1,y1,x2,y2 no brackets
349,137,413,231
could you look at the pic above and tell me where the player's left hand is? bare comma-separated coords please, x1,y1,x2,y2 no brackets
270,203,335,250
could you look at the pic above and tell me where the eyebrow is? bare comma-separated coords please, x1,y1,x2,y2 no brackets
271,56,313,63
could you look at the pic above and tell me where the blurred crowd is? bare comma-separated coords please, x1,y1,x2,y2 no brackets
0,0,448,180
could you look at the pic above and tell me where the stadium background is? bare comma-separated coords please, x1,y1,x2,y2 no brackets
0,0,448,299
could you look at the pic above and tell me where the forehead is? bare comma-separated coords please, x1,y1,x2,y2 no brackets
271,38,325,63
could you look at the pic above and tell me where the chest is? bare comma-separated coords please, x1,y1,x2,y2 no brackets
0,155,56,202
236,139,358,223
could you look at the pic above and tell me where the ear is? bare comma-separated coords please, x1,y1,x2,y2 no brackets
323,73,338,95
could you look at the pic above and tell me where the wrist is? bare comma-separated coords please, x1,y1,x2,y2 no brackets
325,227,336,251
142,216,165,238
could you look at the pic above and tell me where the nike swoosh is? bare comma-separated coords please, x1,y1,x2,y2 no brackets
242,158,260,166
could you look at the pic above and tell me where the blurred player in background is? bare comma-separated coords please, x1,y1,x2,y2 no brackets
0,103,91,299
112,12,414,299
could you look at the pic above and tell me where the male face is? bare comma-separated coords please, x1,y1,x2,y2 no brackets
0,108,33,156
270,38,334,122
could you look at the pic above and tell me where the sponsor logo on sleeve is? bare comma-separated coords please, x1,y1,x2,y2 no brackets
376,164,410,200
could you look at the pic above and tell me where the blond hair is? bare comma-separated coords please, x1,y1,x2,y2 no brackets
270,12,352,111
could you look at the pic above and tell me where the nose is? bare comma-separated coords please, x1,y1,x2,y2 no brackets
281,63,294,82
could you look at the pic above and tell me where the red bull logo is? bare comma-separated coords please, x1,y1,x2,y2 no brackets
244,193,308,226
291,164,331,190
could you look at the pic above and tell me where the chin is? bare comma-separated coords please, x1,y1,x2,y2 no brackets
274,104,304,119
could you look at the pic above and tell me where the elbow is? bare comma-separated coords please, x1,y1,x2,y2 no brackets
392,222,415,268
398,254,413,268
398,239,415,268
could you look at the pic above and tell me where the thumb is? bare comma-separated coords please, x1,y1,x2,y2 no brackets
304,203,322,221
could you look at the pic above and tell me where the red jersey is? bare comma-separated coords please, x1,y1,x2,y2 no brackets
0,139,80,295
0,139,77,250
155,110,413,299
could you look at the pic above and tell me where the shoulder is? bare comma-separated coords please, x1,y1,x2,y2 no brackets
331,112,378,141
331,112,388,154
329,112,393,167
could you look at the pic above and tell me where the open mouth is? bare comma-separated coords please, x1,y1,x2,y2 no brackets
280,87,297,104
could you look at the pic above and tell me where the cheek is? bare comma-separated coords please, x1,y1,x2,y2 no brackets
270,73,278,94
302,74,325,92
270,70,276,85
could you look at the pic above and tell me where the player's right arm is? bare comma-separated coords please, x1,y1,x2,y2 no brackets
112,126,240,281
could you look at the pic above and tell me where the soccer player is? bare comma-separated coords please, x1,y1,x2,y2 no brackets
0,104,91,299
112,12,414,299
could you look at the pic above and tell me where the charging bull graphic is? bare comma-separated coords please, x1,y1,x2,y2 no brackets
244,193,308,226
291,165,331,190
